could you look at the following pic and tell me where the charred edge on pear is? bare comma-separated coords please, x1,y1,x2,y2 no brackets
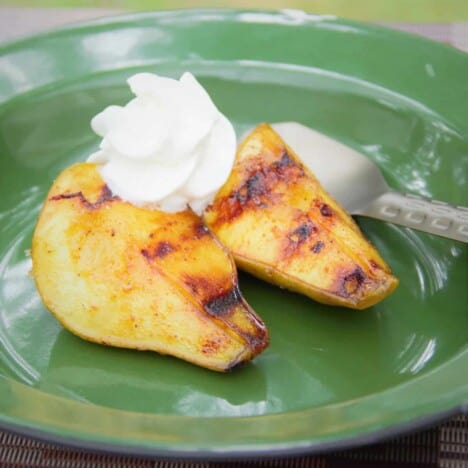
203,285,242,317
50,184,118,209
135,219,268,360
155,241,174,258
319,203,333,217
337,266,367,298
311,240,325,253
179,221,211,243
272,150,295,169
193,222,210,239
288,221,318,244
182,274,227,302
283,220,319,258
182,274,241,318
141,241,175,260
183,273,269,358
209,148,305,225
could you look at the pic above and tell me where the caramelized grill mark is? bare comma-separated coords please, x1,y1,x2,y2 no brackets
336,266,366,298
182,274,227,301
140,248,152,261
50,185,118,209
282,217,318,259
203,285,242,317
270,149,305,180
140,241,175,261
194,222,210,239
272,150,295,169
210,150,305,225
228,306,269,362
184,274,269,355
288,221,317,244
319,203,333,217
154,241,174,258
234,171,270,206
180,220,212,243
311,240,325,253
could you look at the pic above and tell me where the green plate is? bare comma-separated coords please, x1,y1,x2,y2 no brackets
0,9,467,459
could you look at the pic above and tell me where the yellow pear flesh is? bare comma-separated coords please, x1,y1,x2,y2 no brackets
204,124,398,309
32,163,268,371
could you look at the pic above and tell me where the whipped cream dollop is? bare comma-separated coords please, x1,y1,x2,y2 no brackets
88,72,236,214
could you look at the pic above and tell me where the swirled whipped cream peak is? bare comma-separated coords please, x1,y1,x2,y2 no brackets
88,72,236,214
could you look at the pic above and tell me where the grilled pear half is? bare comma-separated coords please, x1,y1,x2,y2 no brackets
32,163,268,371
204,124,398,309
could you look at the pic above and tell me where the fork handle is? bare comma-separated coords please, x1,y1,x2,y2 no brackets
357,191,468,243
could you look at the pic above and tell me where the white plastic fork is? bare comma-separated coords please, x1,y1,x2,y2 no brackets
272,122,468,243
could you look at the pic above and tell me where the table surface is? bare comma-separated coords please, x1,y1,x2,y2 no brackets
0,7,467,468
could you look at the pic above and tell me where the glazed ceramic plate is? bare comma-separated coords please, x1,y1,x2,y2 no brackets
0,10,467,459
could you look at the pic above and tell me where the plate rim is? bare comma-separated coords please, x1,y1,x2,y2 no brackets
0,406,462,460
0,7,466,56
